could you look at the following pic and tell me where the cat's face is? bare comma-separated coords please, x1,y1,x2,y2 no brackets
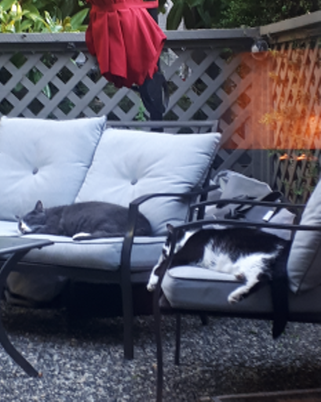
162,224,197,258
147,224,197,291
17,200,46,234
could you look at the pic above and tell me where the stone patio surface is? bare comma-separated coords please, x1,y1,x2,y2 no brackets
1,301,321,401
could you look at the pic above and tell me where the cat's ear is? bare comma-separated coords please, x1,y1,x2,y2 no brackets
35,200,44,212
166,223,174,233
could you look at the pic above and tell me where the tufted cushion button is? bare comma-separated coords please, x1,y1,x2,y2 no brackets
131,179,138,185
32,167,39,175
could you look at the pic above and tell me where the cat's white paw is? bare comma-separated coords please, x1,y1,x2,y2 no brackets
228,290,242,304
147,273,159,292
73,232,91,241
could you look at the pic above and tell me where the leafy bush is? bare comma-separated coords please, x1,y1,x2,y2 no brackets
220,0,321,28
166,0,223,30
166,0,321,29
21,0,89,23
0,0,89,33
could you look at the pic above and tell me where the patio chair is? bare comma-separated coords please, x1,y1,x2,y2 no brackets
153,178,321,402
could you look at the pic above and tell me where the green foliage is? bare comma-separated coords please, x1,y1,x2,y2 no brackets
0,0,89,33
219,0,321,28
135,101,147,122
166,0,321,29
20,0,88,21
166,0,224,29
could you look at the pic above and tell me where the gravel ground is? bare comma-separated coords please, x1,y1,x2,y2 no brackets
1,302,321,402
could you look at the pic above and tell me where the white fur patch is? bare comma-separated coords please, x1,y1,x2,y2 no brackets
197,248,276,303
147,253,165,291
199,240,234,274
228,253,272,303
72,232,91,240
19,220,32,234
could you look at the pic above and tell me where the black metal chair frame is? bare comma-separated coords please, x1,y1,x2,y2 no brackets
153,196,321,402
0,239,53,377
0,120,219,376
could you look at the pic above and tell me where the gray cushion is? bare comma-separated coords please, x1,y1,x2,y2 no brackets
162,266,272,312
287,180,321,293
0,221,20,237
76,128,221,235
0,116,106,221
0,221,165,272
161,265,321,314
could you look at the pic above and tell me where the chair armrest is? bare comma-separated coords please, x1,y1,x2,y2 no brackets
191,197,305,212
128,184,220,208
166,217,321,234
120,184,222,283
119,189,205,279
120,186,220,279
126,191,199,238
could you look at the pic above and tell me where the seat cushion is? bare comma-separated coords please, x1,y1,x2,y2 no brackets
0,115,106,221
287,180,321,293
0,221,20,237
0,221,165,273
76,128,221,235
161,265,321,315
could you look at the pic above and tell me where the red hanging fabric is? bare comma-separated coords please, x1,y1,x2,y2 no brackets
86,0,167,88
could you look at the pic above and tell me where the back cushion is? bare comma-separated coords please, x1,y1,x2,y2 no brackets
0,116,106,221
76,128,221,235
287,180,321,293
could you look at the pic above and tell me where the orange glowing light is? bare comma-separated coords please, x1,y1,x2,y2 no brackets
279,153,318,161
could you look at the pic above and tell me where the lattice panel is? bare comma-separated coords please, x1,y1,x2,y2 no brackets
268,37,321,203
160,47,255,177
0,39,257,178
0,51,141,121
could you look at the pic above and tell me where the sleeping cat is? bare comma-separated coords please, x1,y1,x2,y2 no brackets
147,224,287,304
17,200,152,240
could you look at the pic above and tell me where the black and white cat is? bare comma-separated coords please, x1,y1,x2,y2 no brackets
147,224,287,304
17,200,152,240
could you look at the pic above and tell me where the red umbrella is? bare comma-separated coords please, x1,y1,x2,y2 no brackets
86,0,167,88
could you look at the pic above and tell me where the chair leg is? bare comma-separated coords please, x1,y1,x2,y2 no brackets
174,313,181,366
154,287,163,402
121,280,134,359
0,251,40,377
199,313,209,326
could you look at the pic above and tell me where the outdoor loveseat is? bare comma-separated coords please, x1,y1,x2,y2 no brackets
0,115,221,376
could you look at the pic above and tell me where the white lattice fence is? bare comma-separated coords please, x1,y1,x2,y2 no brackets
266,36,321,203
0,30,266,178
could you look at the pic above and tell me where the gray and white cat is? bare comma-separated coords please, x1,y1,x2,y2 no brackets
147,224,286,304
17,200,152,240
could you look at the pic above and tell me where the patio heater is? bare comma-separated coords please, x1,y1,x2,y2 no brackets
85,0,168,125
